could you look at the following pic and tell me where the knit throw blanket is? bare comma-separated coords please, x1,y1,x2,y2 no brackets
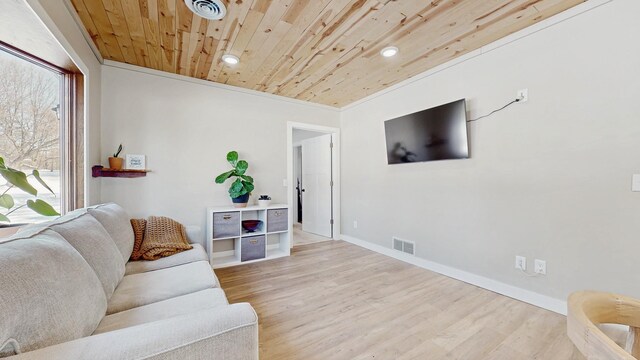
130,216,192,261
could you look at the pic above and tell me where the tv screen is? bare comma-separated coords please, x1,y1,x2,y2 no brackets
384,99,468,164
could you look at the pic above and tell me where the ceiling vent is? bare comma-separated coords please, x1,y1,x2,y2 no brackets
184,0,226,20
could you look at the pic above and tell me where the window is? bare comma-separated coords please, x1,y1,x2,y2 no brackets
0,42,75,223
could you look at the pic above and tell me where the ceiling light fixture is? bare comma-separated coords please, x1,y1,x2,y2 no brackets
222,54,239,65
380,46,399,58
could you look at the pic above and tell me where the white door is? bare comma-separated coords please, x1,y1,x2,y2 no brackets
301,134,332,238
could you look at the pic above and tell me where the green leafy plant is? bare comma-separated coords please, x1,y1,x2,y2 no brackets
113,144,123,158
0,156,59,223
215,151,254,199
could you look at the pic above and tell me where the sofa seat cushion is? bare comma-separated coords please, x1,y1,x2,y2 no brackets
0,230,107,356
107,260,218,315
124,243,208,275
88,203,135,263
49,213,125,299
94,288,228,334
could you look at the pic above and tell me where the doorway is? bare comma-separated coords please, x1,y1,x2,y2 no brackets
287,123,340,247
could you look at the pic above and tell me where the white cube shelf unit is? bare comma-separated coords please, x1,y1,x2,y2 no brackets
206,204,290,268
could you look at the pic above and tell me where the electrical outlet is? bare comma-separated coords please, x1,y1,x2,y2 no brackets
517,88,528,103
353,220,358,229
283,179,287,187
534,259,546,275
515,256,526,271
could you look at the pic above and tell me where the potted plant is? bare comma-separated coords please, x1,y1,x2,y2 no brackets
215,151,254,208
258,195,271,207
0,156,59,235
109,144,123,170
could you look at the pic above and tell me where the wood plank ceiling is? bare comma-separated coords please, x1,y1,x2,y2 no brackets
70,0,584,107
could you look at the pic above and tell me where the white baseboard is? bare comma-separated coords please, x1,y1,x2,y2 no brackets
340,234,567,315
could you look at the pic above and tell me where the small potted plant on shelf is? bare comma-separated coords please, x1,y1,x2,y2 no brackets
109,144,123,170
215,151,254,208
258,195,271,207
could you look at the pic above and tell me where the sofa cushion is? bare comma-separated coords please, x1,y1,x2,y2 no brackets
124,243,208,275
185,225,203,247
0,230,107,356
13,208,88,235
5,304,258,360
94,288,228,334
50,213,125,299
107,260,218,315
88,203,135,262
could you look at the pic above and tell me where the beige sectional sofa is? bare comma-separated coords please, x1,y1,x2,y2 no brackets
0,203,258,359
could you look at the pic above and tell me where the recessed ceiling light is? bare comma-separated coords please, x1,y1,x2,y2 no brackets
222,54,239,65
380,46,399,58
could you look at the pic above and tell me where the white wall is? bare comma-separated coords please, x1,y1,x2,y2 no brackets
340,0,640,302
100,64,340,242
293,129,326,144
25,0,102,205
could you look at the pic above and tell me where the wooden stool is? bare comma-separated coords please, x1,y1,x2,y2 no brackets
568,291,640,359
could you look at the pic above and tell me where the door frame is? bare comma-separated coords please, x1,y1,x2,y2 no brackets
287,122,341,243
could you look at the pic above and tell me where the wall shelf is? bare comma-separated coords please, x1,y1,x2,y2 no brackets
92,165,150,178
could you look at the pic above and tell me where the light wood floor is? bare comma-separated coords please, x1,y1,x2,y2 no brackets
292,223,332,246
217,241,583,360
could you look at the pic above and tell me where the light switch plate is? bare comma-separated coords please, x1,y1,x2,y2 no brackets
633,174,640,192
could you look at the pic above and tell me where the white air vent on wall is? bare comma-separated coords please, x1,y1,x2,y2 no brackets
184,0,226,20
392,237,415,255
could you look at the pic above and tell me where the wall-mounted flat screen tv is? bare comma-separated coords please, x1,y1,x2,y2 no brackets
384,99,468,164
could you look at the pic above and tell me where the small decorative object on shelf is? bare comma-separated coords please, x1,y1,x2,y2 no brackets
215,151,255,208
108,144,124,170
92,165,149,178
125,154,146,170
258,195,271,207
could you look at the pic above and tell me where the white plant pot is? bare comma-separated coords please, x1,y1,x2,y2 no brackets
257,200,271,207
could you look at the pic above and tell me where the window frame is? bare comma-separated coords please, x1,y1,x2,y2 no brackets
0,40,77,215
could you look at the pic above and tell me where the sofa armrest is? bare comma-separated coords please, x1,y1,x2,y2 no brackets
9,303,258,360
185,225,202,246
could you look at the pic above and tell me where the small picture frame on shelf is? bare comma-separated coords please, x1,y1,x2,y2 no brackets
125,154,146,170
